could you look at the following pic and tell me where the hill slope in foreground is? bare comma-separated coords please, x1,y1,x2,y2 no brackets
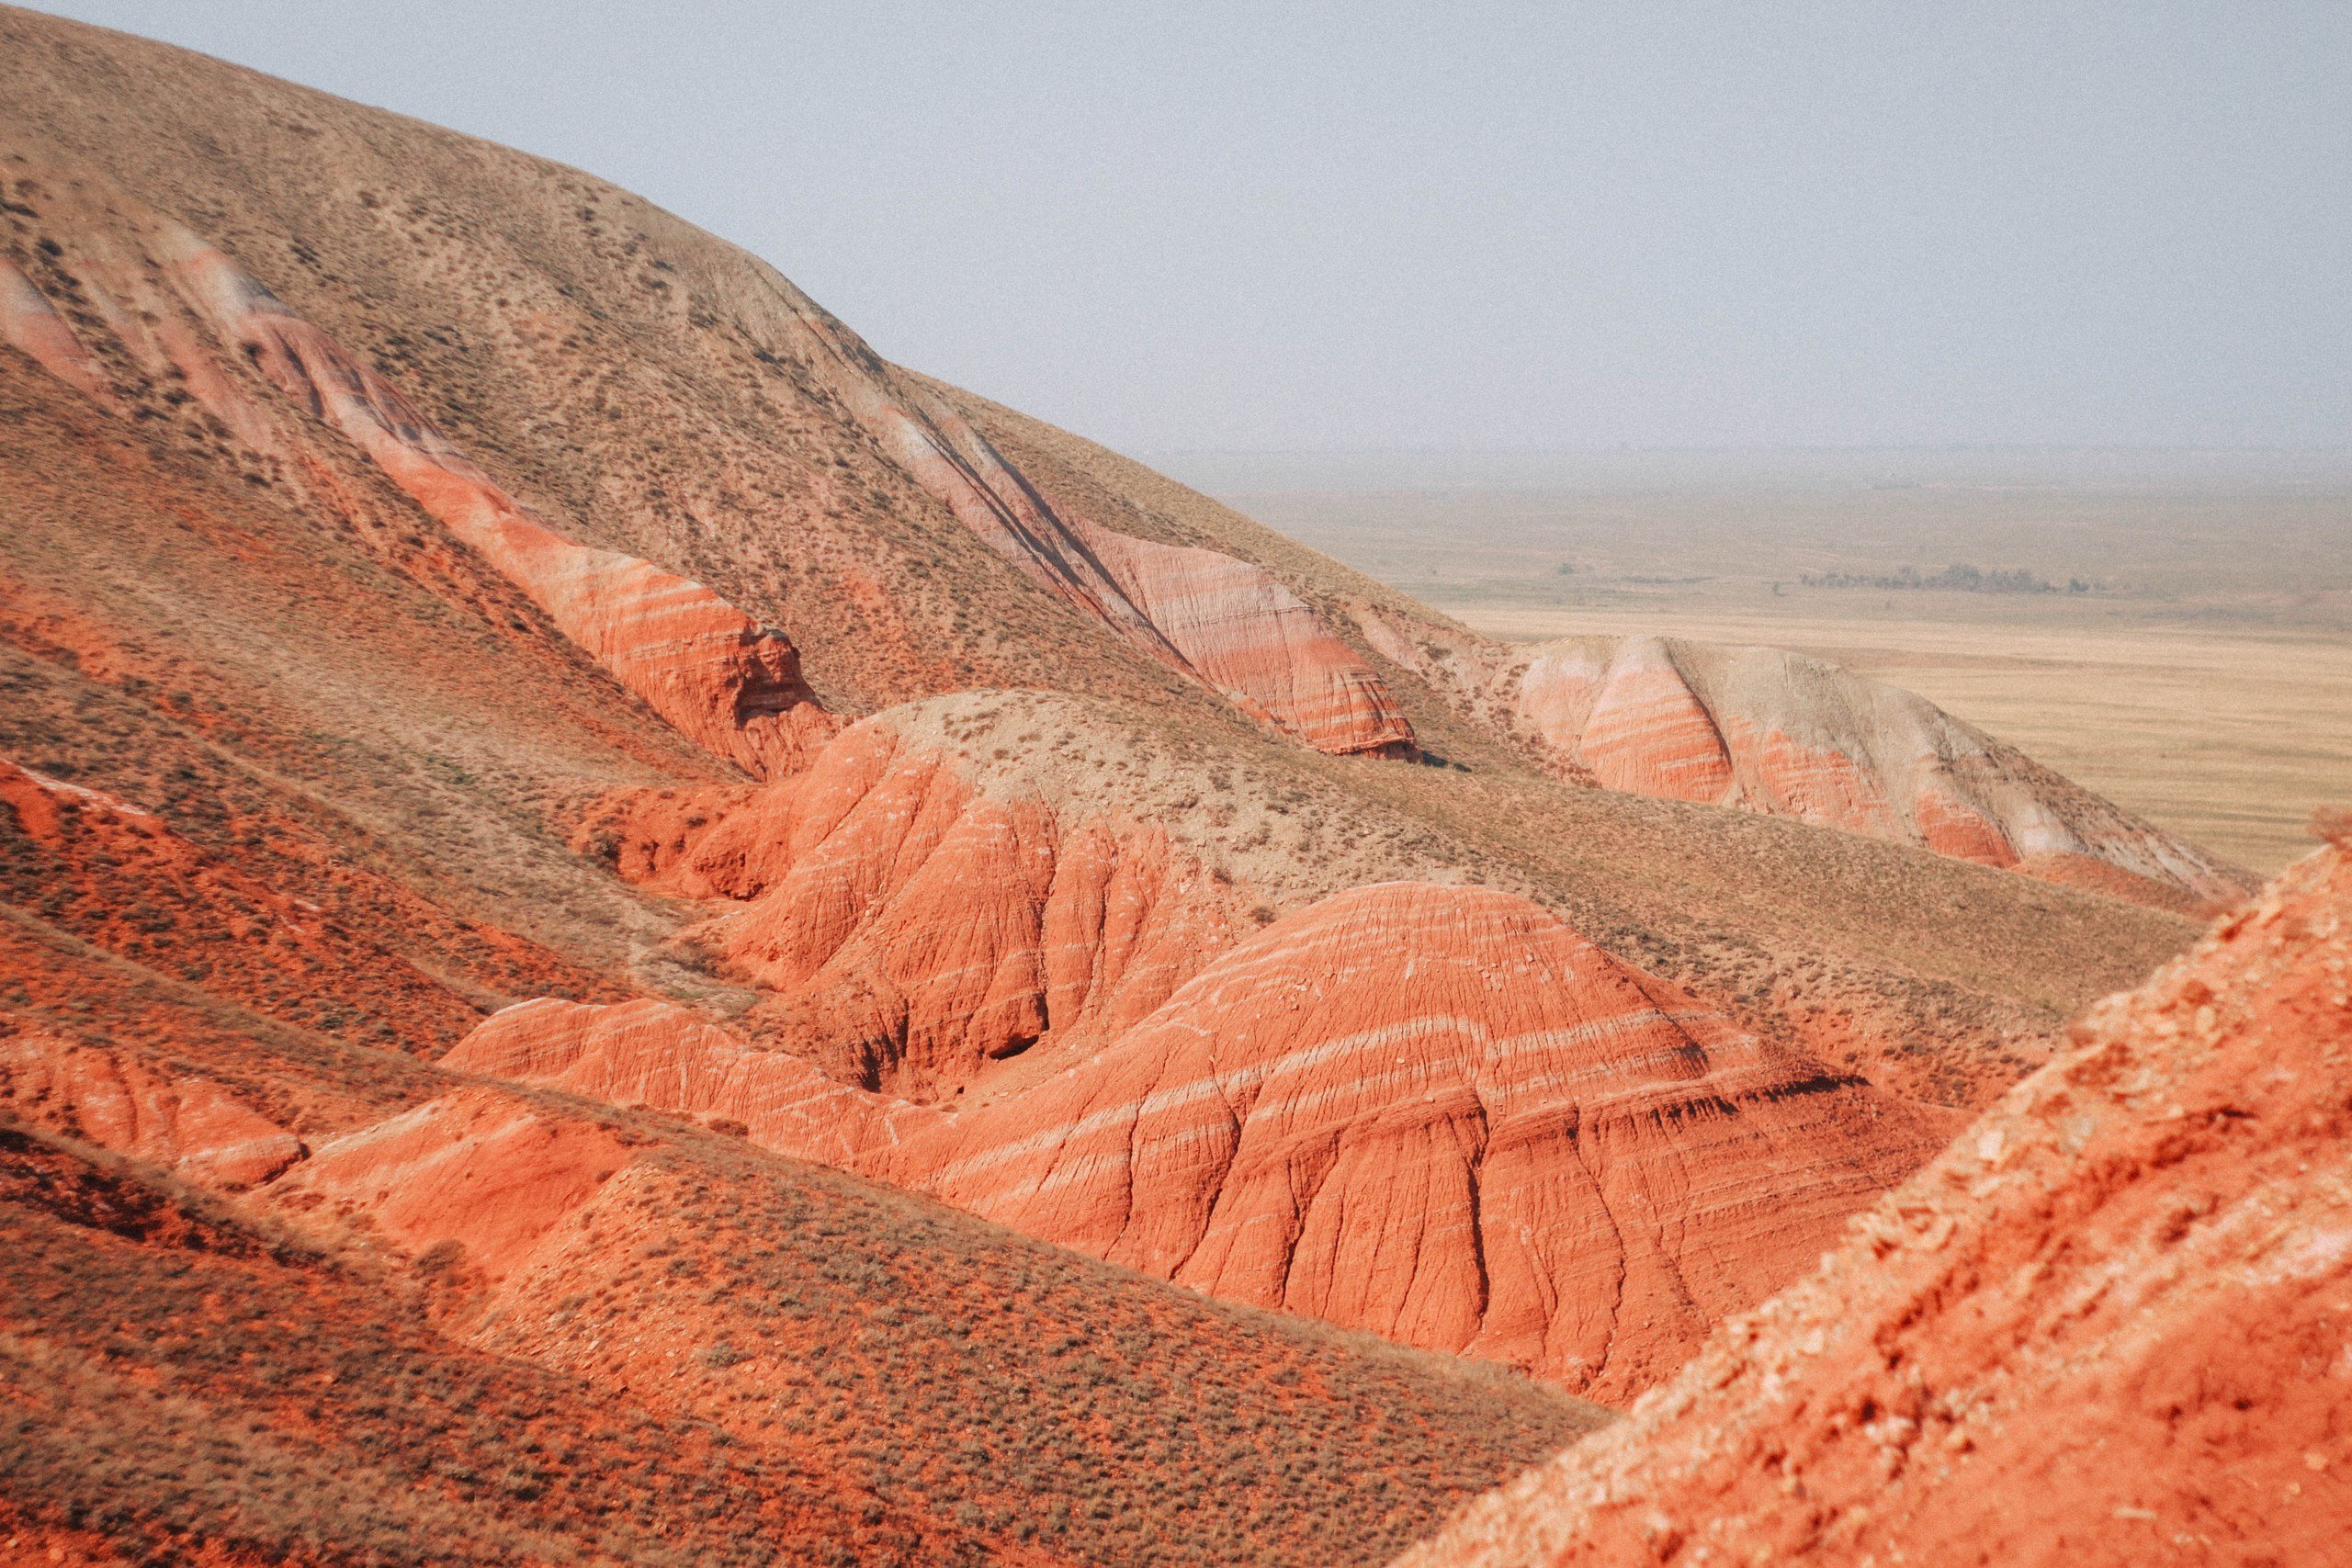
1402,830,2352,1568
0,6,2312,1562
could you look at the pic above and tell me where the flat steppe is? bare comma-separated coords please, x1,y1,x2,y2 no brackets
1182,451,2352,872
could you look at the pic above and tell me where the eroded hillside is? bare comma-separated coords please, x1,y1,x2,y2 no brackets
0,6,2291,1563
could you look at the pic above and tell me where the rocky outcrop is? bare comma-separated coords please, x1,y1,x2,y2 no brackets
0,254,107,401
152,231,834,780
587,709,1246,1100
1074,519,1416,755
459,880,1940,1399
1521,637,2253,904
1397,836,2352,1568
0,1031,303,1188
1359,605,2251,908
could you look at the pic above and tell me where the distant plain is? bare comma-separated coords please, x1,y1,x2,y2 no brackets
1172,449,2352,874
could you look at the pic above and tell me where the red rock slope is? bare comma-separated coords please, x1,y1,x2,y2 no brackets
456,878,1944,1402
905,881,1942,1401
601,710,1242,1100
715,268,1417,757
0,164,836,782
1397,830,2352,1568
1360,615,2252,910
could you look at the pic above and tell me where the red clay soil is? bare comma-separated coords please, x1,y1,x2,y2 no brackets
1398,836,2352,1568
0,756,490,1052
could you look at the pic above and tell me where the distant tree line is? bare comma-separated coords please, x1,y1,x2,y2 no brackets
1798,563,2099,595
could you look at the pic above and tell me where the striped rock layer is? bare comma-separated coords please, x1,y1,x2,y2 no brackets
0,1031,303,1189
156,231,835,781
585,713,1241,1100
700,258,1415,758
455,881,1941,1401
1072,517,1417,757
1398,839,2352,1568
1513,635,2250,908
0,181,830,781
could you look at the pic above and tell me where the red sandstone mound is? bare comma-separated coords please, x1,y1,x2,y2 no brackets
904,881,1939,1400
1516,635,2249,903
1398,835,2352,1568
0,1029,301,1189
167,229,841,782
578,700,1249,1099
456,880,1942,1402
1356,613,2253,909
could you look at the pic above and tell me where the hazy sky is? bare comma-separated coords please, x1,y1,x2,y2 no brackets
31,2,2352,454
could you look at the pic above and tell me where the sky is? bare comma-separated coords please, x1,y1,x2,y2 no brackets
29,2,2352,455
